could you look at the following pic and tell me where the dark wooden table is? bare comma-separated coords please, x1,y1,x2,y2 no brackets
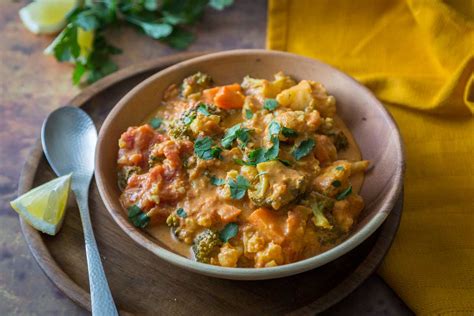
0,1,413,314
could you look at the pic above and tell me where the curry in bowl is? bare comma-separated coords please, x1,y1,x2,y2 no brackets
117,72,369,268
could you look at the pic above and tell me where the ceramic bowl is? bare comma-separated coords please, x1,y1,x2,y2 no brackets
95,49,404,280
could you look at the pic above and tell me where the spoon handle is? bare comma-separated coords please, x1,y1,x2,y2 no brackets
74,187,118,316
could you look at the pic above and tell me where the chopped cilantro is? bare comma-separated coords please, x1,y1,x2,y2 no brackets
194,137,222,160
292,139,316,160
127,205,150,228
183,112,196,125
245,109,253,119
228,175,250,200
219,222,239,242
282,127,298,138
268,121,281,136
336,185,353,201
149,117,163,129
176,208,187,218
332,180,341,188
210,176,225,186
335,166,345,171
221,124,252,149
263,98,278,111
197,103,210,116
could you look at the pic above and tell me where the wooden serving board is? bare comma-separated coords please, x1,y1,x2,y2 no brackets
18,52,403,315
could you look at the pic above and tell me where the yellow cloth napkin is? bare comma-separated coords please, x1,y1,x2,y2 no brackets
267,0,474,314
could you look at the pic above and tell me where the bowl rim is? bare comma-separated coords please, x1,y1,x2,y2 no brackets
95,49,405,280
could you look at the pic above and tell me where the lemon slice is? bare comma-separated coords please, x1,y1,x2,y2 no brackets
19,0,78,35
11,174,72,235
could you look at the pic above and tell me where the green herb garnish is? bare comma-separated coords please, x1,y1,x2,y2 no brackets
219,222,239,242
197,103,210,116
149,117,163,129
292,139,315,160
44,1,234,85
127,205,150,228
183,112,196,125
282,127,298,138
245,109,254,119
176,208,187,218
332,180,341,188
210,176,225,186
278,158,291,166
336,185,353,201
228,175,250,200
268,121,281,136
263,98,278,111
194,137,222,160
335,166,345,171
221,124,252,149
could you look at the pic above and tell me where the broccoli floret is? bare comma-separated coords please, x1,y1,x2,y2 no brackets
192,229,222,263
331,131,348,151
181,72,213,98
117,166,142,190
168,104,222,139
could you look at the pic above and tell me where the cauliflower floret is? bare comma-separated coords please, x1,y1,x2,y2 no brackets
276,80,336,117
189,114,222,137
255,242,284,268
242,72,296,98
333,194,364,232
314,135,337,165
243,231,266,254
275,110,321,134
218,243,243,267
248,161,307,210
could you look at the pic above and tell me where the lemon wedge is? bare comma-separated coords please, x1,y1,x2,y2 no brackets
19,0,78,35
11,174,72,235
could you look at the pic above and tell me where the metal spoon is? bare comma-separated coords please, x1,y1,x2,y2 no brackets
41,106,118,316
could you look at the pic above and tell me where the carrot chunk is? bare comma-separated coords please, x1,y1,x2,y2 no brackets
202,84,244,109
248,208,284,244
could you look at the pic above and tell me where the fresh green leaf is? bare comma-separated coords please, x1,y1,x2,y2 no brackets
75,11,100,31
163,27,195,49
263,98,278,111
245,109,253,119
210,176,225,186
183,112,196,125
149,117,163,129
219,222,239,242
128,205,150,228
268,121,281,136
247,147,267,165
126,15,173,39
194,137,221,160
282,127,298,138
336,185,353,201
264,135,280,160
221,124,252,149
292,139,315,160
335,166,345,171
72,63,85,85
209,0,234,10
228,175,250,200
144,0,159,11
176,208,187,218
331,180,341,188
197,103,210,116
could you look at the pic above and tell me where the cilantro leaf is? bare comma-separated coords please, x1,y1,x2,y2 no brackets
331,180,341,188
221,124,252,149
245,134,280,165
127,205,150,228
197,103,210,116
335,166,345,171
268,121,281,136
210,176,225,186
209,0,234,11
176,208,187,218
264,98,278,111
163,27,195,50
149,117,163,129
194,137,222,160
74,10,100,31
282,127,298,138
219,222,239,242
292,139,316,160
336,185,353,201
228,175,250,200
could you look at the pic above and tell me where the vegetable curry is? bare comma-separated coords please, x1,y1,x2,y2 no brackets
117,72,369,268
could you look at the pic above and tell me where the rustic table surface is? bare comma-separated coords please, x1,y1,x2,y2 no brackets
0,1,413,315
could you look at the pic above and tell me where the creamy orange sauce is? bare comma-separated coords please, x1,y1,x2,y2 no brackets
118,72,369,267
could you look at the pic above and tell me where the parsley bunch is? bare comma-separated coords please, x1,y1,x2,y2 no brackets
49,0,233,85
